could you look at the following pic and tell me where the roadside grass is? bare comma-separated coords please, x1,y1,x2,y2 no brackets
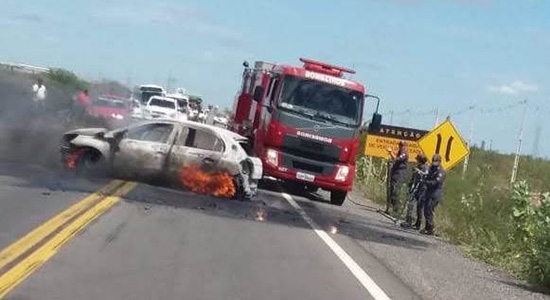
356,146,550,290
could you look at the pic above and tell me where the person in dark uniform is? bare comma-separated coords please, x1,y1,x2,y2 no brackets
421,154,446,235
386,141,408,217
400,153,429,229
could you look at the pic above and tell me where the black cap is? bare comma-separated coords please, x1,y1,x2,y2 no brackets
432,154,442,163
416,153,427,164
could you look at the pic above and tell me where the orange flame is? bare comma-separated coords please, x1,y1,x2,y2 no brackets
65,149,84,169
179,166,236,198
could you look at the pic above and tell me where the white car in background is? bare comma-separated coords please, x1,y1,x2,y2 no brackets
144,96,188,121
213,115,229,128
166,93,191,119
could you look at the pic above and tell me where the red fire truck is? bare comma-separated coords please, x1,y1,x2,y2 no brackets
231,58,376,205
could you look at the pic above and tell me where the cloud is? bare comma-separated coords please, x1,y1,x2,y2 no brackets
9,13,44,24
488,81,539,95
382,0,492,5
91,4,242,41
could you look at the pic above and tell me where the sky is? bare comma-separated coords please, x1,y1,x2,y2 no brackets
1,0,549,156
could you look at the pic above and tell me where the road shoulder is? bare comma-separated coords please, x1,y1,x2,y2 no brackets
347,189,550,300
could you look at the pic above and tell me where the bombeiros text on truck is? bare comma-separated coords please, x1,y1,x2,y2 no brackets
230,58,381,205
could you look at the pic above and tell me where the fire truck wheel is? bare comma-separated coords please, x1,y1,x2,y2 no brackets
330,190,347,206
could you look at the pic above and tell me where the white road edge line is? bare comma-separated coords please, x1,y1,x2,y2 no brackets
281,193,392,300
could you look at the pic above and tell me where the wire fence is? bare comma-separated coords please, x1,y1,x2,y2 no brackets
375,99,547,160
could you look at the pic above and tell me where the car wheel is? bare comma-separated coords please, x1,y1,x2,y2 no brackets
76,149,105,177
234,164,257,201
330,190,347,206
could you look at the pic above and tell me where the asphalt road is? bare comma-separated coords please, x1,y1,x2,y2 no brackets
0,162,548,300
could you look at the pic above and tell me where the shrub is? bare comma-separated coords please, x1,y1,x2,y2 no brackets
356,148,550,290
510,182,550,288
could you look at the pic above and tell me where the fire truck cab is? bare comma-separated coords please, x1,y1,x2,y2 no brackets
231,58,370,205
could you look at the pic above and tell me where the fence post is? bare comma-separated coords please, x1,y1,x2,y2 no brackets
511,100,528,184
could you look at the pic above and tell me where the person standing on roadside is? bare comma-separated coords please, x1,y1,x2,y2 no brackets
422,154,446,235
77,89,90,108
386,140,408,217
32,78,47,113
401,153,429,229
76,89,90,118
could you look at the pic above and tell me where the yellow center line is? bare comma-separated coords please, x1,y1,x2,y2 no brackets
0,181,137,298
0,179,125,272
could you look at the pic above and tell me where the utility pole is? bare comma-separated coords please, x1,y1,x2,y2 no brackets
166,72,176,93
434,106,439,127
389,110,394,125
404,109,411,126
511,100,528,184
532,107,541,157
462,101,476,179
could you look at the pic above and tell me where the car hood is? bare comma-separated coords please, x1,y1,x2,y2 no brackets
87,106,129,117
148,107,176,115
64,128,109,136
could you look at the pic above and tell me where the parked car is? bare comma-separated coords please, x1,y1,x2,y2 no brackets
87,95,131,127
60,120,263,199
144,96,187,121
166,93,191,118
133,84,166,105
213,115,229,128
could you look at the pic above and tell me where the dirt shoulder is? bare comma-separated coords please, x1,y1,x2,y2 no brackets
346,188,550,300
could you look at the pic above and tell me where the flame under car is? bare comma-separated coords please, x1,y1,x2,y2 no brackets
60,120,263,200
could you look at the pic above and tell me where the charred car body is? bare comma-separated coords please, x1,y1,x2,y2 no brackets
60,120,263,199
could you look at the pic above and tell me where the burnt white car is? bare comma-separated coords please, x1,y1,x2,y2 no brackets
60,120,262,199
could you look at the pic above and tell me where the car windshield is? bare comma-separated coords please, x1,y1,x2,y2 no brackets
278,75,363,127
149,98,175,109
141,91,163,103
140,87,163,93
92,98,127,108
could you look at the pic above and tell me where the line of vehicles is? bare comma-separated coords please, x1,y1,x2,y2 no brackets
62,57,381,205
82,84,227,127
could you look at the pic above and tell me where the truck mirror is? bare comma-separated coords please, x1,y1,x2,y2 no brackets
252,86,264,102
369,113,382,131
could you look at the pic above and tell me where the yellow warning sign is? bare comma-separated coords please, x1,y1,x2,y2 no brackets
365,135,424,162
417,119,469,170
364,124,428,162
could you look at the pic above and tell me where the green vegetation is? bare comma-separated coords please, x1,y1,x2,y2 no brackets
27,68,90,112
356,146,550,290
45,68,88,91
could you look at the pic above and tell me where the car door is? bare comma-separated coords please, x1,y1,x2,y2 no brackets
168,126,225,174
113,122,176,176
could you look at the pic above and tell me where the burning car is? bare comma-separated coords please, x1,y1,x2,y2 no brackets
60,120,263,199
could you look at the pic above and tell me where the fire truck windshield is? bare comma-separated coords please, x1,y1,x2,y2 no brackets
278,76,362,127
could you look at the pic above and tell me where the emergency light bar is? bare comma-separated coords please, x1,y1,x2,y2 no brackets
299,58,356,77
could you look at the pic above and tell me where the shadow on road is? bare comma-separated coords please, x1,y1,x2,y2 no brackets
122,178,432,252
496,279,550,296
0,160,432,252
